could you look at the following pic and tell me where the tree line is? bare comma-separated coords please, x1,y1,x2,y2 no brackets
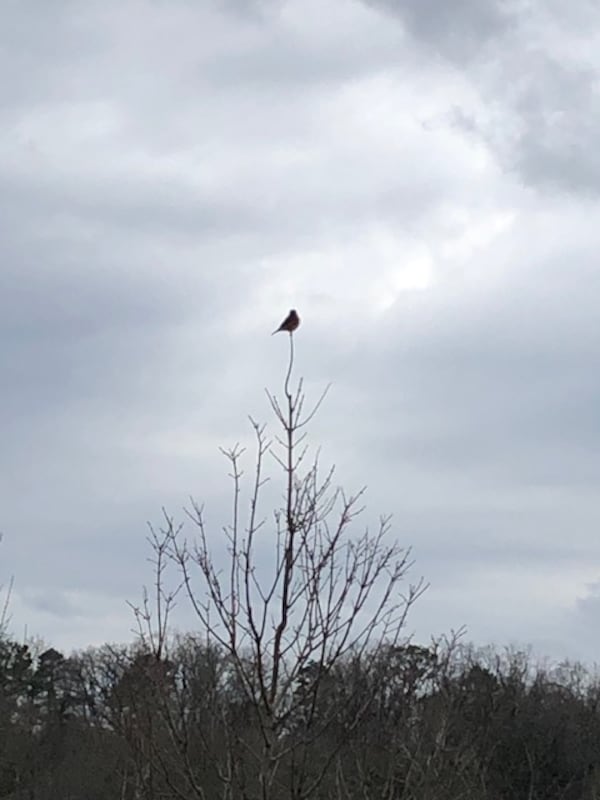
0,635,599,799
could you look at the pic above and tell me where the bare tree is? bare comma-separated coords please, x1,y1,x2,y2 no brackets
134,330,426,799
0,533,13,638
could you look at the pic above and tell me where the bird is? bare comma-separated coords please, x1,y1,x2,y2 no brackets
272,309,300,335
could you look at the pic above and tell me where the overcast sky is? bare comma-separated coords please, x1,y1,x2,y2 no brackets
2,0,600,662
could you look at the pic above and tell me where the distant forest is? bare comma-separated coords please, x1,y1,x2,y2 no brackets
0,634,599,799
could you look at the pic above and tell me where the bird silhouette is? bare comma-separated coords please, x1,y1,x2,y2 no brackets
272,309,300,335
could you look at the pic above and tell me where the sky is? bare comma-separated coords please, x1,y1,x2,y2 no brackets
2,0,600,662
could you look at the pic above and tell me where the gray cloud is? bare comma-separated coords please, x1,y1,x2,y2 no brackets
364,0,518,60
366,0,600,196
0,0,599,662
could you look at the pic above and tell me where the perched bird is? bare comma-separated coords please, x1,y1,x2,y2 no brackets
272,309,300,335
